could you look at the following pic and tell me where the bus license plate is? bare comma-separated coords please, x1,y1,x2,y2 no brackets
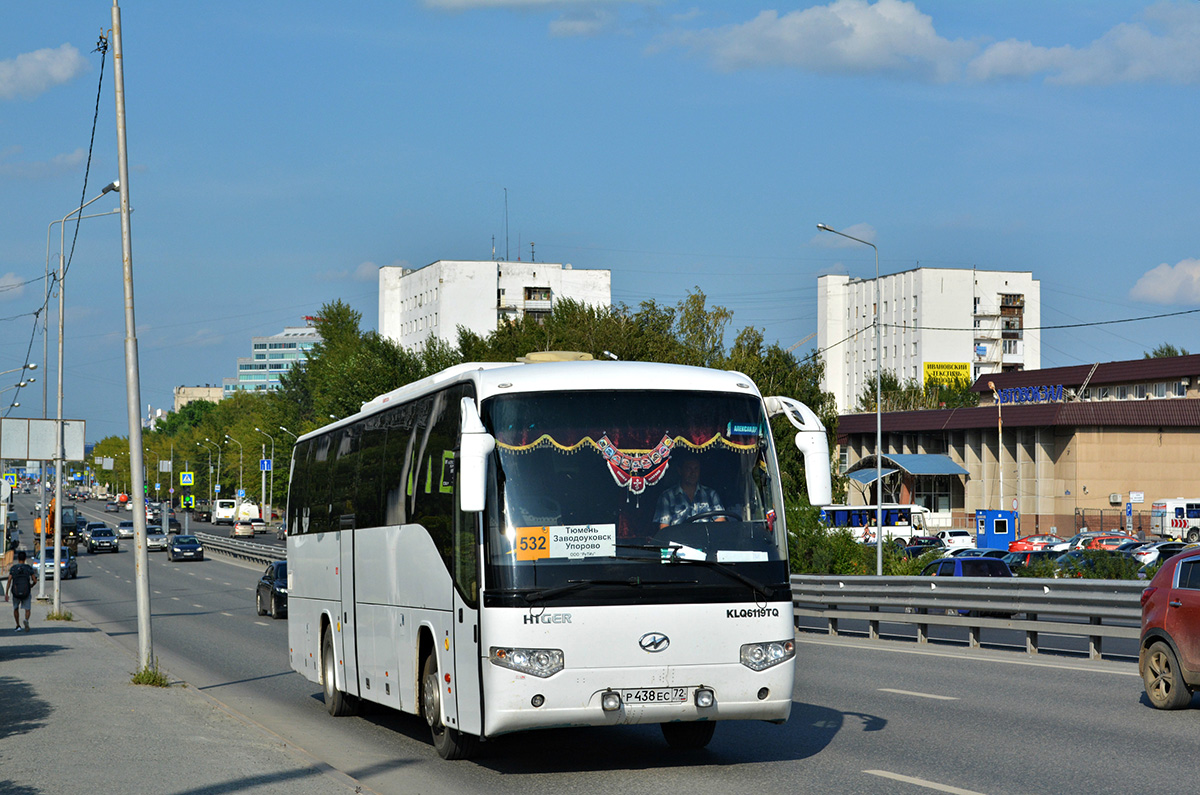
621,687,688,704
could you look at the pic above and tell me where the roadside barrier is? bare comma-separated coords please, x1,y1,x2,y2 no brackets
791,574,1144,660
193,532,282,566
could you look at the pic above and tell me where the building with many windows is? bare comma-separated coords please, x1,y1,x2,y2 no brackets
835,353,1200,538
378,260,611,350
223,323,321,396
818,267,1041,414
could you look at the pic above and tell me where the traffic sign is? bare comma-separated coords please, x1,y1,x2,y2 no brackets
214,484,221,493
180,471,194,486
2,474,15,486
169,488,175,495
238,488,246,499
260,459,272,472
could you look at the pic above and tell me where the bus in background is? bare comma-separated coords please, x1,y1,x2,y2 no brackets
286,356,832,759
1150,498,1200,542
211,499,260,525
821,504,931,544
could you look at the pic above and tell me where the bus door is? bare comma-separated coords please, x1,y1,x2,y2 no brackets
452,589,482,736
339,519,360,698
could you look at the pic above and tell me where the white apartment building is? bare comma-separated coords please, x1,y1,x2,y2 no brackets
817,267,1040,414
378,260,611,349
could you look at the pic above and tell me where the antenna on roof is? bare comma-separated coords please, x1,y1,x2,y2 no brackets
504,188,509,262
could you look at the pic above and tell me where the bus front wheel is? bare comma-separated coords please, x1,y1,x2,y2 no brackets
322,632,358,717
421,653,477,760
661,721,716,749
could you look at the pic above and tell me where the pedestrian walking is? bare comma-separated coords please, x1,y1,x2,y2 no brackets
5,549,38,631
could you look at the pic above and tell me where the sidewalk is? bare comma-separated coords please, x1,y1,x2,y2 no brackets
0,600,364,795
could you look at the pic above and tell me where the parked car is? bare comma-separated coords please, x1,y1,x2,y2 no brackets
1002,549,1059,571
1008,533,1065,552
167,535,204,562
33,546,78,579
105,501,121,512
1085,534,1138,551
248,518,267,534
256,560,287,619
115,520,135,540
903,541,944,559
946,548,1008,559
1131,541,1188,568
146,525,168,551
1049,531,1108,552
87,527,119,554
231,520,256,539
937,529,974,549
1139,546,1200,709
922,557,1013,578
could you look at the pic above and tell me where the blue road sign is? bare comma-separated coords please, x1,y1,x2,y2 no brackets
260,459,271,472
180,472,194,486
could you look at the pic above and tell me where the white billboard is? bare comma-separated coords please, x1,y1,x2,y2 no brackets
0,418,86,461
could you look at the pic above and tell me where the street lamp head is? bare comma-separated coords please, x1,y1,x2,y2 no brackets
25,363,36,371
102,180,120,194
816,223,832,231
988,380,996,390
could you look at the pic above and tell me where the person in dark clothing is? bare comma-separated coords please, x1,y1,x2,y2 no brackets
5,549,38,631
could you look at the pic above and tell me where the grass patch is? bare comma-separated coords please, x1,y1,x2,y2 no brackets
45,610,73,621
131,658,171,687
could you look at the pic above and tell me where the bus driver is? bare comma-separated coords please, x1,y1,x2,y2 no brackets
655,455,726,529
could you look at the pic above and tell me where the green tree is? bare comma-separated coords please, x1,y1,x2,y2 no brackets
1145,343,1190,358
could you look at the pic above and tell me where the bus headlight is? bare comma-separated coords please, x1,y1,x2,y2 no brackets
739,639,795,671
489,647,564,678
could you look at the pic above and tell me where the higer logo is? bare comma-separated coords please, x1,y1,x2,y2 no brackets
523,613,572,625
638,632,669,652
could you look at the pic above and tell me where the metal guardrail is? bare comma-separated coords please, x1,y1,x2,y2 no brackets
193,532,283,566
791,574,1146,660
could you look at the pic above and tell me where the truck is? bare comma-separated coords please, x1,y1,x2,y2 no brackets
1149,498,1200,542
211,499,260,525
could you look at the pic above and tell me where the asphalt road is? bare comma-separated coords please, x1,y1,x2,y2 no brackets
16,492,1200,795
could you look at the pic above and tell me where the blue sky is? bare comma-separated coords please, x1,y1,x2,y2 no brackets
3,1,1200,442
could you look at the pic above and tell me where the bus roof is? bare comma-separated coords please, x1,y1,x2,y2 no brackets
301,360,763,443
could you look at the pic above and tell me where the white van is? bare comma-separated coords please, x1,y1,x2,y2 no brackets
212,499,260,525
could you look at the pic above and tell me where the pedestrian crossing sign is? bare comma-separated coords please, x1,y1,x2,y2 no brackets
3,474,15,486
180,471,194,486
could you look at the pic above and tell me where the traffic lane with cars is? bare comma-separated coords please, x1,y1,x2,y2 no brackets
56,541,1200,795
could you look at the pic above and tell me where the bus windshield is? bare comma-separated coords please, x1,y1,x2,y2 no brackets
483,390,788,606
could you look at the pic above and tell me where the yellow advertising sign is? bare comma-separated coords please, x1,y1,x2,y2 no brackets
923,361,971,384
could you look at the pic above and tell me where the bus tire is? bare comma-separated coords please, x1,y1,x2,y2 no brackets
1189,530,1199,543
421,652,477,760
322,631,358,717
661,720,716,749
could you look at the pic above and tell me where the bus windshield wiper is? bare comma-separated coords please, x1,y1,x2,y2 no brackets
494,577,682,604
616,544,776,600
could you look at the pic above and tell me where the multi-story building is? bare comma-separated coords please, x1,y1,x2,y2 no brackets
173,385,223,412
223,323,321,396
378,260,611,350
817,267,1041,414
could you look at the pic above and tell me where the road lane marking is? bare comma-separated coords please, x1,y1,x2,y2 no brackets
795,636,1139,676
254,621,269,626
192,604,204,609
153,590,161,595
878,688,958,701
221,612,233,617
171,597,180,601
865,771,985,794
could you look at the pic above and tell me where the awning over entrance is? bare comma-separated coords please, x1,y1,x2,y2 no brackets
845,454,969,479
845,467,897,485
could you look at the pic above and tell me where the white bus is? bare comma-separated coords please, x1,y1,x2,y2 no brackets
820,504,931,544
286,358,831,758
1150,498,1200,542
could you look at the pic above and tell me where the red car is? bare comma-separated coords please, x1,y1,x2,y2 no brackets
1085,534,1137,551
1008,533,1065,552
1140,546,1200,708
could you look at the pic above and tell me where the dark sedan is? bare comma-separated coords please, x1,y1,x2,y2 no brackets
167,535,204,562
256,560,287,619
87,527,120,553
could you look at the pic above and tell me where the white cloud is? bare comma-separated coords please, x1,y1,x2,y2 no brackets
318,260,392,283
0,148,86,180
0,44,89,100
969,2,1200,85
550,9,618,38
668,0,974,82
811,222,877,248
0,273,27,302
1129,258,1200,304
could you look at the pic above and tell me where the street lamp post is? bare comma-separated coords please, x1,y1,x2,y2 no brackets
817,222,883,576
196,440,216,508
205,437,222,506
40,182,119,610
224,435,243,508
254,427,275,522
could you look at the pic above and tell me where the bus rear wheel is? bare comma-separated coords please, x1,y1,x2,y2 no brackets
661,721,716,749
1189,529,1199,543
420,653,476,760
322,631,358,717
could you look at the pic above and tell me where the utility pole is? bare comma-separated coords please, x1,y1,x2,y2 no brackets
113,0,153,672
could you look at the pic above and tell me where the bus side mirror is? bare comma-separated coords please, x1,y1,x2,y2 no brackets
765,396,833,507
459,397,495,513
